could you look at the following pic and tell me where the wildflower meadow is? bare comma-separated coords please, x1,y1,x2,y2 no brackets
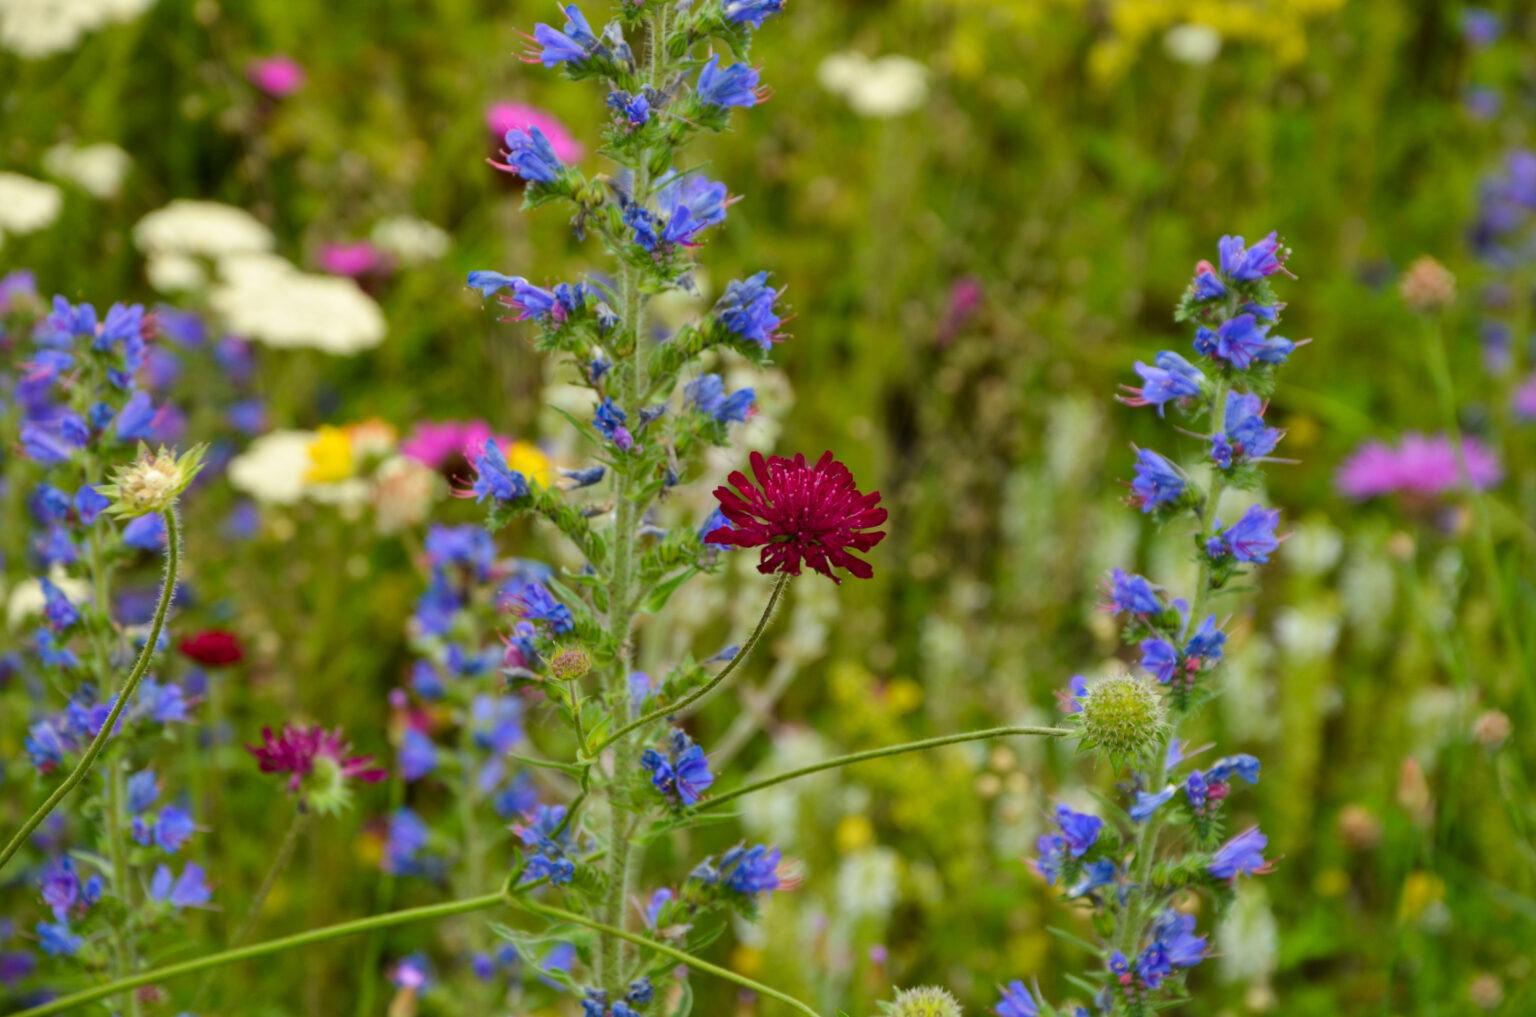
2,1,1535,1015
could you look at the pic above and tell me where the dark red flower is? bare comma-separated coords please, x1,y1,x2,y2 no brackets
247,724,387,806
707,450,887,583
177,630,244,667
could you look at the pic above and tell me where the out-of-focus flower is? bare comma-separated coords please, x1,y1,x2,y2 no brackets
0,0,155,58
248,723,386,812
370,216,450,265
42,142,131,198
146,253,207,293
247,55,305,97
1337,433,1502,499
210,253,385,354
134,200,275,262
0,172,63,238
1512,374,1536,421
373,456,440,532
178,630,244,667
318,241,387,278
486,102,584,163
817,51,928,118
227,430,316,505
1399,256,1456,313
1163,24,1221,65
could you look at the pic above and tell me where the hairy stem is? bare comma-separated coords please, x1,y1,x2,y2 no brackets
103,758,142,1017
696,725,1072,813
0,507,182,875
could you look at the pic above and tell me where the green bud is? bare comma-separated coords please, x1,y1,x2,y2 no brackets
878,986,964,1017
1078,673,1166,765
303,753,353,817
548,645,593,682
99,443,207,517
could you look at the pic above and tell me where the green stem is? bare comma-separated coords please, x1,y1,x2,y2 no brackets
103,758,142,1017
8,893,507,1017
590,572,790,757
507,895,824,1017
0,508,182,875
696,726,1071,813
230,808,310,947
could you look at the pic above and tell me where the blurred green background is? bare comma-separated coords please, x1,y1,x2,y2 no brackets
3,0,1535,1014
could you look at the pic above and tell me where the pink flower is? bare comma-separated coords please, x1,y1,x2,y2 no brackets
401,420,504,470
485,102,584,164
247,56,305,98
1513,373,1536,422
247,724,387,795
318,242,386,278
1337,432,1503,500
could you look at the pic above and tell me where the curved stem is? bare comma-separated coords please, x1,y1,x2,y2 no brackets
695,725,1072,813
8,892,507,1017
590,572,790,757
506,895,823,1017
0,508,182,875
231,807,310,947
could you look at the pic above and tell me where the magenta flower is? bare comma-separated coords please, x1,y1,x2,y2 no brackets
247,724,386,812
247,56,306,98
318,242,387,278
1513,374,1536,422
400,420,504,470
707,451,887,583
1336,432,1503,500
485,102,584,164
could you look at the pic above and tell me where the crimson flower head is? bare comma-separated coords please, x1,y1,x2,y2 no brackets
707,451,887,583
178,630,244,667
247,724,387,815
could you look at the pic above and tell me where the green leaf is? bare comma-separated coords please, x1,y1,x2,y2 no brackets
641,567,699,613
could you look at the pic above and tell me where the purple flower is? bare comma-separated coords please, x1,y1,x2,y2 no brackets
641,729,715,806
1217,232,1287,281
384,808,431,876
1123,351,1203,414
1192,269,1226,301
527,4,599,66
493,126,567,184
466,438,530,504
685,374,755,423
1214,505,1281,564
36,920,82,957
1214,391,1281,467
693,843,783,896
657,174,729,247
1208,826,1269,879
39,857,81,919
38,578,78,631
506,581,574,634
697,54,763,108
723,0,784,28
1130,786,1176,822
1054,804,1101,856
593,398,633,450
1108,569,1163,615
1130,448,1184,511
714,272,781,348
1207,753,1260,785
75,485,110,524
995,981,1041,1017
1139,637,1178,683
149,863,212,908
1336,433,1503,500
399,729,438,782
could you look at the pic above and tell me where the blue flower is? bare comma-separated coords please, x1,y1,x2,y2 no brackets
593,398,634,450
127,769,160,813
1108,569,1163,615
641,729,715,806
497,127,566,184
39,857,81,919
1214,505,1281,563
153,806,196,852
1066,858,1117,897
1184,616,1226,662
122,513,167,551
1192,269,1226,301
1139,637,1178,683
36,920,82,957
29,485,71,524
21,416,88,465
624,205,660,251
697,54,762,108
75,485,110,524
607,89,651,125
996,980,1041,1017
714,272,781,348
627,978,655,1006
517,804,575,885
38,578,78,630
425,524,496,577
508,581,574,634
1217,232,1286,282
693,843,782,895
657,174,729,247
1149,909,1208,970
471,695,523,753
1215,392,1282,467
1207,753,1261,785
399,729,438,782
468,439,530,504
723,0,784,28
685,373,755,423
1130,786,1176,822
384,808,431,876
115,391,158,442
1126,351,1204,415
530,4,598,66
149,862,211,908
1054,804,1101,856
1130,448,1184,512
1184,770,1209,810
1208,826,1269,879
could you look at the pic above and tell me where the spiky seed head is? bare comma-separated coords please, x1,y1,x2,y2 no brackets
1078,673,1166,765
879,986,963,1017
548,645,592,681
100,443,207,517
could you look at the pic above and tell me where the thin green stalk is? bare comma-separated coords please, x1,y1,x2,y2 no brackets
590,572,790,757
506,895,824,1017
0,508,182,875
230,807,310,947
103,758,142,1017
8,893,507,1017
696,726,1071,813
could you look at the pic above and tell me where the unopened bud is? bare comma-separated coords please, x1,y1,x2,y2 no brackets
1078,674,1166,765
548,645,592,681
1399,255,1456,314
101,443,207,517
1472,709,1511,749
880,986,963,1017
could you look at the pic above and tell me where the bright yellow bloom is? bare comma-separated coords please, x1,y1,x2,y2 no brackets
306,425,355,483
505,439,554,488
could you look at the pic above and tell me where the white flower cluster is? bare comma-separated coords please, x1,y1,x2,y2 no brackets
43,141,132,198
369,215,451,265
0,172,63,247
0,0,157,58
210,253,385,355
133,198,275,293
817,51,929,119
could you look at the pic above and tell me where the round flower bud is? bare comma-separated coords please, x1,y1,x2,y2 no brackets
1399,255,1456,314
1078,674,1166,765
548,645,592,681
879,986,963,1017
100,443,207,517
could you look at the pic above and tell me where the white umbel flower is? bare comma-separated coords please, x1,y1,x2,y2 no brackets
818,51,929,118
227,430,316,505
1,0,155,58
369,216,450,265
133,199,274,260
43,142,131,198
0,172,64,236
210,253,386,355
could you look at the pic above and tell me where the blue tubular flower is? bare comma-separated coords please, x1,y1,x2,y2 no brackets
1184,616,1226,663
468,439,530,504
1217,392,1281,467
517,804,575,885
466,271,521,297
149,863,211,908
127,769,160,814
122,513,167,551
996,980,1041,1017
496,127,566,184
75,485,110,524
399,729,438,782
38,578,78,631
1066,858,1117,897
657,174,729,247
697,54,762,108
641,729,715,806
698,843,782,895
1208,826,1269,879
593,397,634,450
425,524,496,577
36,920,83,957
1130,448,1184,512
1150,909,1208,970
624,205,660,251
723,0,784,28
1054,804,1101,856
29,484,71,524
1124,351,1204,415
1183,770,1209,810
627,978,655,1006
1210,313,1272,369
607,89,651,125
1139,637,1178,683
529,4,598,66
509,581,574,634
384,808,431,875
714,272,781,349
1108,569,1163,615
1217,232,1287,281
1215,505,1281,563
1207,753,1261,785
39,857,80,919
1192,269,1226,301
1130,786,1176,822
21,416,88,465
685,373,755,423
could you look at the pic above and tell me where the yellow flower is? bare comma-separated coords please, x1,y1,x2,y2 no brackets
836,813,875,853
505,440,554,488
1398,870,1444,924
305,425,355,483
